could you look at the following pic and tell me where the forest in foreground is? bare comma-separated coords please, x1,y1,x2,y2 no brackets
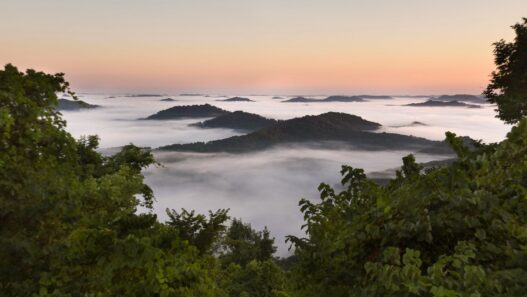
0,19,526,297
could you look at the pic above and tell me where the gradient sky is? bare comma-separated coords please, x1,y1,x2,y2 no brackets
1,0,526,94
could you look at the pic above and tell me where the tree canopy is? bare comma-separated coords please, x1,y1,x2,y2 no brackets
484,18,527,124
287,124,527,296
0,64,287,297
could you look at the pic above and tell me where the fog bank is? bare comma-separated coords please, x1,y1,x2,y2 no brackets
145,147,451,256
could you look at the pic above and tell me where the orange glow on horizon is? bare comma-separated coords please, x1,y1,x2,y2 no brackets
1,0,524,94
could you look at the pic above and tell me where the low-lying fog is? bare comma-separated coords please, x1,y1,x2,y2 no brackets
146,148,451,256
61,94,510,256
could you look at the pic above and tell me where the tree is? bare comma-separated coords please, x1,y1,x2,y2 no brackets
0,64,221,296
220,260,290,297
167,208,229,254
287,121,527,296
220,219,277,267
484,18,527,124
218,220,287,297
286,18,527,296
0,64,287,296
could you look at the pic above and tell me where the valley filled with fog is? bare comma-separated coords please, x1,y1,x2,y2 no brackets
61,94,509,255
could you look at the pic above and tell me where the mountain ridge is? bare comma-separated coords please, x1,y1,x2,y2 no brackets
57,98,99,111
159,112,450,154
143,104,230,120
190,111,278,132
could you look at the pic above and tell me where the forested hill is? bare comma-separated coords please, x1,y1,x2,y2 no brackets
282,95,392,103
57,98,99,111
143,104,229,119
191,111,278,132
282,95,365,103
159,112,448,153
405,99,482,108
432,94,486,103
216,96,254,102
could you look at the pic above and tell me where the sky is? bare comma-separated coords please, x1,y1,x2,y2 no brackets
1,0,526,94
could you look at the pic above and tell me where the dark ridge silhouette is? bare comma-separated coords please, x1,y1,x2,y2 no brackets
191,111,278,132
125,94,163,97
216,97,254,102
158,112,448,153
143,104,230,120
57,99,99,111
432,94,485,103
405,100,482,108
179,93,205,96
282,95,387,103
160,98,177,102
391,121,428,128
272,96,284,99
410,121,427,126
356,95,393,99
323,95,365,102
282,96,317,102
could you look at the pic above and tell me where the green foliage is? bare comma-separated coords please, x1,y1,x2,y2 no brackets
0,64,289,296
167,208,230,254
0,64,222,296
220,219,277,267
287,120,527,296
220,260,290,297
484,18,527,124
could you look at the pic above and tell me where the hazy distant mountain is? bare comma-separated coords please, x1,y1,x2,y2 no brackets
125,94,163,97
216,97,254,102
410,121,427,126
323,95,365,102
391,121,428,128
191,111,278,132
272,96,284,99
405,100,482,108
179,93,205,96
355,95,393,99
282,95,389,103
144,104,230,120
159,112,447,153
432,94,485,103
160,98,177,102
282,96,317,102
57,99,99,111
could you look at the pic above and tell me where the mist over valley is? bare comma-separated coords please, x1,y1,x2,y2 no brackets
57,93,510,255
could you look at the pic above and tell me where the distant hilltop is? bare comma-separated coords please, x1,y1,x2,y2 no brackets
179,93,206,96
405,100,482,108
282,96,317,102
125,94,164,97
282,95,392,103
143,104,230,120
158,112,451,154
191,111,277,132
356,95,393,99
216,97,254,102
431,94,486,103
57,98,99,111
